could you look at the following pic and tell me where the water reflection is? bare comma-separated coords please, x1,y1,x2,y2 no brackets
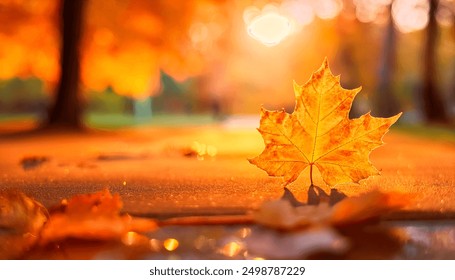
23,220,455,259
141,221,455,260
395,221,455,259
121,231,140,246
194,235,216,252
149,239,162,252
163,238,179,251
218,241,244,257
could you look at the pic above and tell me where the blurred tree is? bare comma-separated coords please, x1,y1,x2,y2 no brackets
0,0,230,128
333,15,363,118
0,0,60,85
372,4,401,118
47,0,85,128
422,0,450,123
2,0,452,124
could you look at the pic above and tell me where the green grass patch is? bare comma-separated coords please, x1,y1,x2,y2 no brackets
393,123,455,143
84,113,216,129
0,113,217,129
0,113,37,122
2,113,454,145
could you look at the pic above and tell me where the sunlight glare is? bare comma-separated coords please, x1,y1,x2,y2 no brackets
436,5,454,26
246,11,293,47
313,0,343,20
353,0,392,23
392,0,429,33
281,0,315,26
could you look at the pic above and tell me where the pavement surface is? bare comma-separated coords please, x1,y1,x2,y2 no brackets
0,120,454,219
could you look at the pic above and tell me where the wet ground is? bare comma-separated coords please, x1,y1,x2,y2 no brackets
21,221,455,260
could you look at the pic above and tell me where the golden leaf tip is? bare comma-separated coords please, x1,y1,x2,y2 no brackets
293,80,302,97
322,57,329,67
316,57,333,77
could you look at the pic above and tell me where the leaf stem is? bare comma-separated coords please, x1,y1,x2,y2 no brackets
309,163,314,186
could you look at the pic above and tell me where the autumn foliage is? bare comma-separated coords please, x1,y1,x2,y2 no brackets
249,59,401,187
0,0,229,98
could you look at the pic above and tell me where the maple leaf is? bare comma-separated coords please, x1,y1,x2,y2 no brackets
249,58,401,186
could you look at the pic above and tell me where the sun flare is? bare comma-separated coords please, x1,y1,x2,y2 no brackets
245,9,293,47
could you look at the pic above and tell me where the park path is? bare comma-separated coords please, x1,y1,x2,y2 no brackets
0,123,454,218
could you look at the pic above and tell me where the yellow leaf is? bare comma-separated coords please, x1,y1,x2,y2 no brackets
249,58,401,186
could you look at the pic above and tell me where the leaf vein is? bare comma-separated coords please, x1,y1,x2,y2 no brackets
319,93,351,122
314,124,385,162
265,114,310,163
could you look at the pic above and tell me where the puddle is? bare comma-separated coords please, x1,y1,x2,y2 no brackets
389,220,455,259
22,220,455,259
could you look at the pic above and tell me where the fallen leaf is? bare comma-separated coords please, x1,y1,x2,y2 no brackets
253,199,332,230
0,189,48,259
61,188,123,217
249,58,401,187
40,189,157,245
246,227,349,259
182,141,218,159
20,156,49,170
253,190,410,230
331,190,410,226
0,189,48,235
97,153,150,161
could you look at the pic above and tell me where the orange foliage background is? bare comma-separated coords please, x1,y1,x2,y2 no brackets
1,0,453,113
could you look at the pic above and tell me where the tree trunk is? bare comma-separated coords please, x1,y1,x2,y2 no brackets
372,5,400,118
47,0,85,128
422,0,449,123
372,5,400,117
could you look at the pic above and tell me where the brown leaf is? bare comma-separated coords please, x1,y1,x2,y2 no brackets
330,190,410,226
246,227,349,259
253,190,410,231
20,156,49,170
0,189,48,235
249,58,401,187
40,189,157,245
253,199,333,230
61,188,123,217
0,189,48,259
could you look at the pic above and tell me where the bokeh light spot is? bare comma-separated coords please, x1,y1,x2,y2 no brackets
163,238,179,251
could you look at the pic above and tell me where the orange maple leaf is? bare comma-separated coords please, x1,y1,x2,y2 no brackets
249,58,401,187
